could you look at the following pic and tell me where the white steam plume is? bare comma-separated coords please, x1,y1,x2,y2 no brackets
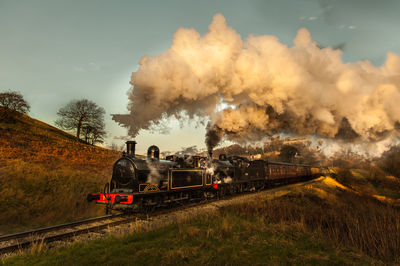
146,159,162,185
113,14,400,152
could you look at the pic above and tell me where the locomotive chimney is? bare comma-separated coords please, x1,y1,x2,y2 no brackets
126,141,137,157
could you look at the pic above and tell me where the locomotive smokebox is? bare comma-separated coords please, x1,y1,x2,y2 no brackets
126,141,137,157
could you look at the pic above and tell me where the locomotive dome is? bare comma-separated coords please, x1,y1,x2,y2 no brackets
147,145,160,159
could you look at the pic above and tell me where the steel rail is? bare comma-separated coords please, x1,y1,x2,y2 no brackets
0,216,135,255
0,213,125,243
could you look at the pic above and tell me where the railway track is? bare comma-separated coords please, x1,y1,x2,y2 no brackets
0,213,136,256
0,176,325,256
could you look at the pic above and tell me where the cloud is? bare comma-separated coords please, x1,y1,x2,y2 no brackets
338,25,356,30
73,66,85,72
73,62,101,72
299,16,318,21
89,62,101,71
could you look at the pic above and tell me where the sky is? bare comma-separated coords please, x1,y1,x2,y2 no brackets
1,0,399,154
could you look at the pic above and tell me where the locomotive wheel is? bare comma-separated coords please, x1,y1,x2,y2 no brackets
143,200,156,213
219,186,226,198
230,185,236,195
144,205,156,213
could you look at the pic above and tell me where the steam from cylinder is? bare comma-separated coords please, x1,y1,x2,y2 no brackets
112,14,400,153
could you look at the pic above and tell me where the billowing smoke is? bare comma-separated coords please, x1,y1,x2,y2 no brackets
205,122,223,154
113,14,400,153
174,145,199,156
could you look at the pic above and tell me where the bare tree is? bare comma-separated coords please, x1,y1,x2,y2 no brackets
81,121,106,145
109,142,124,152
55,99,106,144
0,90,30,119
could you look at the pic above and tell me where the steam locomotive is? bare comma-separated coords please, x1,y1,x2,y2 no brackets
87,141,324,212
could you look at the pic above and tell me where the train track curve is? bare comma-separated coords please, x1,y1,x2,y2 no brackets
0,213,135,256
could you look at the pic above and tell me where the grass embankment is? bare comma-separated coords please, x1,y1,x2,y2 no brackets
0,111,119,233
336,168,400,201
4,173,400,265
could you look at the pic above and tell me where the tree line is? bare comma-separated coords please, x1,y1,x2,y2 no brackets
0,90,106,145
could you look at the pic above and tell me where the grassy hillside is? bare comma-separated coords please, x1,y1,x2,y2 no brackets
0,110,120,233
4,173,399,265
336,168,400,201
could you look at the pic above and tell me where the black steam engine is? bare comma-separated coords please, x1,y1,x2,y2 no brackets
87,141,324,212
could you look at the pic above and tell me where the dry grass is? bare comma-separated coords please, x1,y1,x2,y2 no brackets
335,167,400,200
223,185,400,263
0,111,119,233
0,111,118,171
3,173,390,265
